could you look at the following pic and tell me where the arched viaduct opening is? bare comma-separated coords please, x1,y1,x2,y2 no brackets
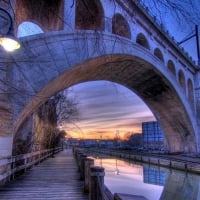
14,54,197,154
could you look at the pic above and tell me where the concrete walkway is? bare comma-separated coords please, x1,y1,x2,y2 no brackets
0,149,88,200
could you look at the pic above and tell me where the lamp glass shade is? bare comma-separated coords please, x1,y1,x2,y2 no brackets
0,36,20,51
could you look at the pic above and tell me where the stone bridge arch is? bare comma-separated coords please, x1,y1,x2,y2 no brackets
9,31,197,153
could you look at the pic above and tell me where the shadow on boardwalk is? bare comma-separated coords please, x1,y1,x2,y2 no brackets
0,149,88,200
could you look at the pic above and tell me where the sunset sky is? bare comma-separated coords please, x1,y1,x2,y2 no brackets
63,81,155,140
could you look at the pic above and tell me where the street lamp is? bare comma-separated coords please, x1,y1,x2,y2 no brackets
0,8,20,51
0,36,20,51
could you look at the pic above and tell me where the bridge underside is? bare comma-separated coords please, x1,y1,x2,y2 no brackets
14,54,196,153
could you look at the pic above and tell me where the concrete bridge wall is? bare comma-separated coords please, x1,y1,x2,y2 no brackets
0,0,199,157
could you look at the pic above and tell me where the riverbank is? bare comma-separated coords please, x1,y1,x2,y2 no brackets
81,147,200,174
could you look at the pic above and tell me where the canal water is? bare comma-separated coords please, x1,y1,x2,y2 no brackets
93,156,200,200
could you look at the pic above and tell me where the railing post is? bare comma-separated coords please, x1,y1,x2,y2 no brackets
62,142,64,151
80,154,87,180
11,157,16,180
73,148,78,158
76,152,83,171
39,151,42,162
24,155,27,172
89,166,105,200
52,147,55,158
84,158,94,192
72,146,75,154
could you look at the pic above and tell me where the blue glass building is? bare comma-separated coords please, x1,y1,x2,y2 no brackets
142,121,165,150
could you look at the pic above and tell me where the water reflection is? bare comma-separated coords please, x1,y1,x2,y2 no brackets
94,157,200,200
114,160,119,175
143,165,167,186
160,171,200,200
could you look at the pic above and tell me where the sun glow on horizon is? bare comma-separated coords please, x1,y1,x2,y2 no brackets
61,81,155,140
63,127,142,140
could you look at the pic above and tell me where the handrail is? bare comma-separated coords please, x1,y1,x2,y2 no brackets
0,147,62,183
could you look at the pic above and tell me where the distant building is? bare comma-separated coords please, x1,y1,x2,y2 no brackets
142,121,165,150
98,140,115,148
80,139,97,147
67,138,80,147
78,139,116,148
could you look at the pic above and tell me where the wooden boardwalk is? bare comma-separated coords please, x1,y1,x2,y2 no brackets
0,149,89,200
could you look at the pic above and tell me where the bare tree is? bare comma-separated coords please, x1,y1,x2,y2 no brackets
126,133,142,147
33,91,79,150
138,0,200,29
54,91,79,127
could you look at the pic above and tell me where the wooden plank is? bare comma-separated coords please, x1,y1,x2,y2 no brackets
0,149,88,200
0,148,57,182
